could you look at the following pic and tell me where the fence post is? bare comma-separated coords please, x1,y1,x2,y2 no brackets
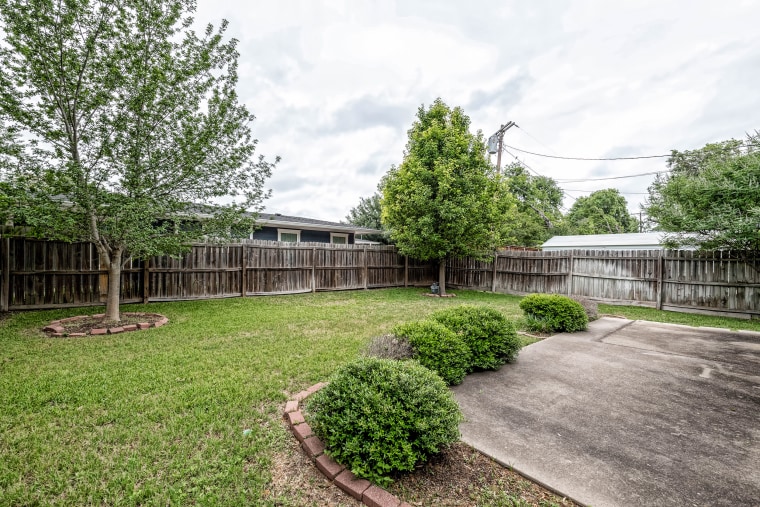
567,251,575,296
142,257,150,304
1,237,9,312
311,247,316,292
404,255,408,287
491,252,498,293
363,247,368,289
657,250,664,310
240,245,247,297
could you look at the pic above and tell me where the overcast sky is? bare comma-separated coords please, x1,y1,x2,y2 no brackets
195,0,760,222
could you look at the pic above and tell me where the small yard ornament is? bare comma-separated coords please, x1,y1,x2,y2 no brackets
430,282,440,295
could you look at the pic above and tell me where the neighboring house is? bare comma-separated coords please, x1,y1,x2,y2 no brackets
542,232,674,251
245,213,380,245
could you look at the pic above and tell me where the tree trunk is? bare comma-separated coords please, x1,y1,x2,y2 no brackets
105,249,123,322
438,259,447,296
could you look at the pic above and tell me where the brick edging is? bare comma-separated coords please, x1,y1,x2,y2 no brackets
284,383,413,507
43,312,169,337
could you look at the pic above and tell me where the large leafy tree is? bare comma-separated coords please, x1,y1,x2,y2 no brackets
502,162,565,246
645,135,760,251
345,191,388,243
381,99,516,295
0,0,274,321
565,189,637,235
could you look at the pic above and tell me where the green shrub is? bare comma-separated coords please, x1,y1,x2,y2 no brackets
363,334,414,360
392,320,471,385
305,358,462,486
431,305,521,370
519,293,588,333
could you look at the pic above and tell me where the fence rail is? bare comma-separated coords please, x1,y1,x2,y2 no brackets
0,238,435,311
447,249,760,318
1,237,758,318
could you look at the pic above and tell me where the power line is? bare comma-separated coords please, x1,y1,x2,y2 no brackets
502,147,578,203
503,143,671,161
555,171,667,183
563,189,650,195
515,125,560,156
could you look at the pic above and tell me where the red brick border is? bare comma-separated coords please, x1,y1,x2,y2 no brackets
43,312,168,337
284,384,411,507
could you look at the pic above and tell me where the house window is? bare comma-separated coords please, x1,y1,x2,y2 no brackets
331,233,348,244
278,229,301,243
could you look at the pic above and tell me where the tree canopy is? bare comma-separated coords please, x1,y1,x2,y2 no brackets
381,99,516,294
345,191,387,243
502,162,565,246
645,134,760,251
564,189,637,235
0,0,274,320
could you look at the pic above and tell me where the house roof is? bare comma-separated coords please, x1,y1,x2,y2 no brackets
257,213,380,235
542,232,667,250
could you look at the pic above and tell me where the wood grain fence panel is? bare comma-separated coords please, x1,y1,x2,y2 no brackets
660,250,760,316
448,257,492,291
243,243,313,295
3,237,758,317
406,257,436,286
570,249,659,304
314,247,364,291
366,248,405,287
492,250,568,295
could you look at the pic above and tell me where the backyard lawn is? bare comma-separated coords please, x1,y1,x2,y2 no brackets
2,287,758,505
0,288,527,505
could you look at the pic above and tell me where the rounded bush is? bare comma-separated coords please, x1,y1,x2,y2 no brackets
392,320,471,385
519,293,588,333
431,305,521,370
305,358,462,486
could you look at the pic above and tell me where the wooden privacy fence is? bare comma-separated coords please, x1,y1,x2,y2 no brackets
1,237,758,318
447,249,760,318
0,238,436,311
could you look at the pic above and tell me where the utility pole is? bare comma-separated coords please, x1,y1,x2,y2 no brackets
488,121,517,173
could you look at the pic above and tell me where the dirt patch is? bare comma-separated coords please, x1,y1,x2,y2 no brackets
266,421,361,506
43,312,167,337
273,416,577,507
387,442,577,506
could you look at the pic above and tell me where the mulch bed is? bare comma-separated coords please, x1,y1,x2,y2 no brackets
386,442,577,506
42,312,168,337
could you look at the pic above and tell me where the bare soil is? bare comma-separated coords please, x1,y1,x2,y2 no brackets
269,420,577,507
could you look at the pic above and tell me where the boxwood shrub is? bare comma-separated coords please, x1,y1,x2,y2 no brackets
392,320,471,385
305,358,462,486
519,293,588,333
431,305,521,370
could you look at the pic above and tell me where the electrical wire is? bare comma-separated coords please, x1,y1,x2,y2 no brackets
514,126,560,156
503,143,671,161
563,189,650,195
555,171,668,183
502,147,578,203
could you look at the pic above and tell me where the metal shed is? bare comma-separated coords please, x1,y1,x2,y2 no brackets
542,232,668,251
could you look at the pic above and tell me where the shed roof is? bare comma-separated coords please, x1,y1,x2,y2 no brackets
542,232,666,250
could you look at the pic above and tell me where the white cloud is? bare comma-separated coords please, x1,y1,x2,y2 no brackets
195,0,760,219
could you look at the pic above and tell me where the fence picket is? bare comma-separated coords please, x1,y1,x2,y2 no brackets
1,237,758,318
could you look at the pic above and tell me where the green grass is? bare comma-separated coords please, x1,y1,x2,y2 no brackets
0,288,523,506
598,304,760,332
2,288,756,506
